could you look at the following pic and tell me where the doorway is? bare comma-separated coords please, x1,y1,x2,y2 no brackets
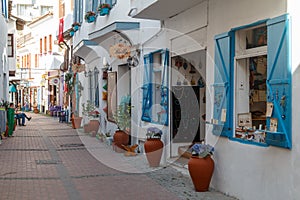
170,50,206,157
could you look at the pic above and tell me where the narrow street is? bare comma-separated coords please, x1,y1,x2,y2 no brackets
0,113,235,200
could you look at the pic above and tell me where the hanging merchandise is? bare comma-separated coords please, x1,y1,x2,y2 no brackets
103,83,108,90
198,76,205,88
183,60,188,70
190,76,196,85
175,57,183,70
176,75,182,85
102,91,108,100
183,75,188,85
189,64,196,74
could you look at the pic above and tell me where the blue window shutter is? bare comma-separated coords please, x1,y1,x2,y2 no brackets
141,54,153,122
213,32,233,137
92,0,98,12
160,49,169,126
265,14,292,149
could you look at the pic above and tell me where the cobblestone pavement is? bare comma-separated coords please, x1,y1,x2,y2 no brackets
0,113,237,200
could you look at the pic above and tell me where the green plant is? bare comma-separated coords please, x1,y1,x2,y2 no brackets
98,3,111,11
114,103,131,131
0,99,9,109
84,11,96,20
65,73,83,96
72,22,81,27
82,100,99,118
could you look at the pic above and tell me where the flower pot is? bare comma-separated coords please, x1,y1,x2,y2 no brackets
73,25,79,32
144,139,163,167
113,130,129,153
87,15,96,23
71,117,82,129
188,156,214,192
84,124,92,133
100,7,110,16
89,119,100,133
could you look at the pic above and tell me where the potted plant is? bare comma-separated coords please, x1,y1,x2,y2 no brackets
71,111,82,129
72,22,81,32
82,101,100,135
112,102,131,152
84,11,96,23
144,127,164,167
98,3,111,16
188,143,215,192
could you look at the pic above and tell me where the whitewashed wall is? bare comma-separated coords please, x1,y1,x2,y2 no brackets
0,14,8,101
205,0,299,200
288,0,300,198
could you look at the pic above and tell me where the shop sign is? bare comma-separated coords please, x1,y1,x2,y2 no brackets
109,43,131,59
50,78,59,86
72,64,85,73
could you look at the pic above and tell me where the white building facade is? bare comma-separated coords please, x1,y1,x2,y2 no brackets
131,0,300,199
0,0,8,101
71,0,300,199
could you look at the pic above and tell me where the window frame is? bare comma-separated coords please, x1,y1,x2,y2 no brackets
7,34,14,57
141,49,169,126
213,14,291,149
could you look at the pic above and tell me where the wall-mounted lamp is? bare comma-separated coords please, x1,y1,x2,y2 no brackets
84,70,92,77
127,55,139,68
102,57,112,71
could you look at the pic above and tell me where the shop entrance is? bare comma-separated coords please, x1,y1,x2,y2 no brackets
170,50,206,157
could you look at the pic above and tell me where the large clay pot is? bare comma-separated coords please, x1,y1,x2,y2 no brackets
71,117,82,129
144,139,163,167
188,156,214,192
113,130,129,153
89,120,100,135
84,120,100,134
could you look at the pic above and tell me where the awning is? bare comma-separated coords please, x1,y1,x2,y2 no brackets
9,84,17,92
73,39,98,59
88,22,140,45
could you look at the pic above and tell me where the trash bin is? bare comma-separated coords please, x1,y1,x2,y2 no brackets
7,108,15,137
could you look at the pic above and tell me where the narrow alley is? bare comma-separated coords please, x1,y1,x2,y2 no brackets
0,113,235,200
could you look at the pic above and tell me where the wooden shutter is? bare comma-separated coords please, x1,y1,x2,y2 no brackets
265,14,292,149
160,49,169,126
213,32,234,137
49,34,52,53
44,36,47,53
141,54,153,122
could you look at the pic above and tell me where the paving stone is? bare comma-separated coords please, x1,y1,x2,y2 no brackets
0,113,237,200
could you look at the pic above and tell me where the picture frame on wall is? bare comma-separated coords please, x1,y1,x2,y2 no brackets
107,72,117,122
270,118,278,132
238,113,252,128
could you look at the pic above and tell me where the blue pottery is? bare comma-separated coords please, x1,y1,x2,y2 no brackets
73,25,79,32
87,15,96,23
100,8,110,16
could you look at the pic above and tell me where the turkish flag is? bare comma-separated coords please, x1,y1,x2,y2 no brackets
58,18,64,43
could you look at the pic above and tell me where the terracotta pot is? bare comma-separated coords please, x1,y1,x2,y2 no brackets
144,139,163,167
84,124,91,133
71,117,82,129
113,130,129,153
89,120,100,133
188,156,214,192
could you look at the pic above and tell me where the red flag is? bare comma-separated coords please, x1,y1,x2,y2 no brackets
58,18,64,43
